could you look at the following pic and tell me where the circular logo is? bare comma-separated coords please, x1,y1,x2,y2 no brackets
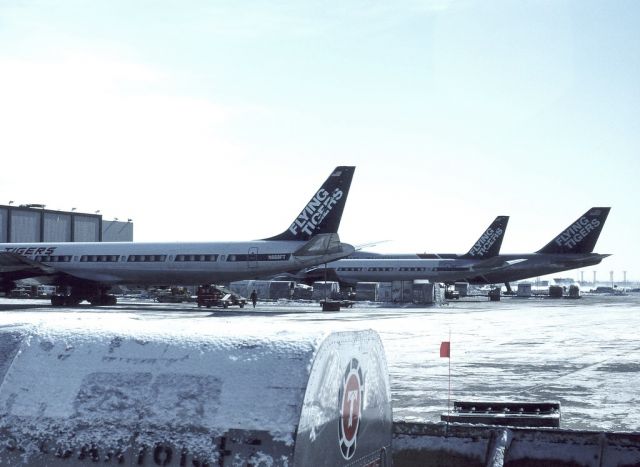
338,358,364,460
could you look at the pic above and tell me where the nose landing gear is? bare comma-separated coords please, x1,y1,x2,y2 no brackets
50,285,117,307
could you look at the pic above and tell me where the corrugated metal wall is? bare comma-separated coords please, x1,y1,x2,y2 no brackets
73,215,100,242
43,213,72,242
10,210,40,243
0,206,113,243
102,220,134,242
0,208,7,243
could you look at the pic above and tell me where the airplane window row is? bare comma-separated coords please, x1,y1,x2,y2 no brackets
82,255,121,262
35,255,72,262
226,254,291,261
127,255,168,262
79,254,215,262
336,266,431,272
31,253,280,263
174,254,218,262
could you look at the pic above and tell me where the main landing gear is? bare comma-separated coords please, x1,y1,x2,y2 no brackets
51,285,117,307
1,280,16,297
504,282,514,295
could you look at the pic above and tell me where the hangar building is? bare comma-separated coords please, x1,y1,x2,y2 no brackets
0,204,133,243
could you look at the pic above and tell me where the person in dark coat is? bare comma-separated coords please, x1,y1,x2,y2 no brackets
250,289,258,308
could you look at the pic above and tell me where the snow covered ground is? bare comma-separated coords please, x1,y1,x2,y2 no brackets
1,293,638,432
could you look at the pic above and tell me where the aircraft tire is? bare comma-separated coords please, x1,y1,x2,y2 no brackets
88,295,117,306
65,296,82,307
51,295,65,307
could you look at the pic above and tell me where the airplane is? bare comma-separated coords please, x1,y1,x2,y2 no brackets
0,166,356,306
461,207,611,291
300,215,511,285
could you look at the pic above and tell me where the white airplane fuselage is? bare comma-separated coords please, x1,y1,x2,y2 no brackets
2,239,353,286
320,253,609,286
321,258,481,284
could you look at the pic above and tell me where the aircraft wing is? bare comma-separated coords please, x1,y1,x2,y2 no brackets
0,252,57,281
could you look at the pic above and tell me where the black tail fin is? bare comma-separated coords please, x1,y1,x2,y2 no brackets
263,166,355,241
536,207,611,254
462,216,509,258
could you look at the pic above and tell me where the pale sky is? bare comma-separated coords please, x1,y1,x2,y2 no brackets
1,0,638,280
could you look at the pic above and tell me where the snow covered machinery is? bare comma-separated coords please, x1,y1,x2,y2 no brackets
0,325,392,466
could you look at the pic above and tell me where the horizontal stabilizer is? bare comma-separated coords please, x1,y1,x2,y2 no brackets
354,240,390,251
472,256,528,270
293,233,352,257
537,207,611,254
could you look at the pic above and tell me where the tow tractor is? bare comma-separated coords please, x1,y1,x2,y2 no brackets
196,284,247,309
155,287,194,303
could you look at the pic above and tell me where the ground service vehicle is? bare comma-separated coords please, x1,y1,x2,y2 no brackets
197,284,246,308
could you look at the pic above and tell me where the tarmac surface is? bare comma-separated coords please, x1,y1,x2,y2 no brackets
1,293,639,432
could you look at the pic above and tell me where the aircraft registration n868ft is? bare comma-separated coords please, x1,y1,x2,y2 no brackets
0,166,356,306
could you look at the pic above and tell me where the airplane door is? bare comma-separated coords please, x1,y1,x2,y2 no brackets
248,247,258,268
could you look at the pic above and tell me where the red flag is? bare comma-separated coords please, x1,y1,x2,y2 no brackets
440,341,450,358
